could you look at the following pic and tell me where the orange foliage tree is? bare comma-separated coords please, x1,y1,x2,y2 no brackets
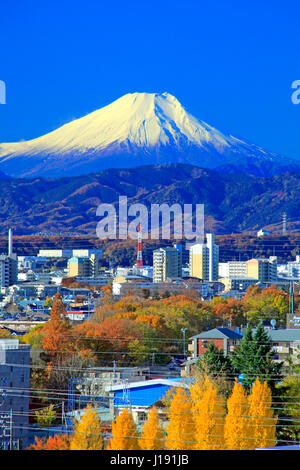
28,434,70,450
211,298,245,327
42,293,75,359
73,317,143,365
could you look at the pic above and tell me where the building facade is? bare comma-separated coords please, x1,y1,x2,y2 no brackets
287,256,300,280
67,254,101,278
188,328,243,359
219,276,258,292
0,255,18,289
189,233,219,281
246,256,277,284
0,339,30,450
153,247,182,283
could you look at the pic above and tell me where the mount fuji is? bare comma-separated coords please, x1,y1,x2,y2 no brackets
0,92,297,178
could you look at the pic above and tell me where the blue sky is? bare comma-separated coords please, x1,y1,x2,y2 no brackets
0,0,300,159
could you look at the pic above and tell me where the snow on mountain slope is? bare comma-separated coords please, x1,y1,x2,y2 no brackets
0,92,293,178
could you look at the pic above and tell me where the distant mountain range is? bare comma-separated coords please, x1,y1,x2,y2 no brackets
0,164,300,236
0,92,299,178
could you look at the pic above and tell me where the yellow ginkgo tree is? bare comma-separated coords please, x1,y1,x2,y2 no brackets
107,408,140,450
224,379,251,450
248,378,277,449
70,404,103,450
165,385,195,450
138,407,165,450
191,376,226,450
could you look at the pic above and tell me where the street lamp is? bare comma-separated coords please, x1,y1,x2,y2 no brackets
181,328,187,360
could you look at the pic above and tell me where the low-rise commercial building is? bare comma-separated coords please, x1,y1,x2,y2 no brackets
219,276,258,292
112,275,208,298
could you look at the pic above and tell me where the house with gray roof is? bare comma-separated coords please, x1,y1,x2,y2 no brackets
262,328,300,365
188,327,243,359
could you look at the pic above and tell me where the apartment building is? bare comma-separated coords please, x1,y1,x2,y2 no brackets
219,276,258,292
0,255,18,288
153,247,182,283
219,256,278,291
67,254,101,278
0,339,30,449
246,256,277,283
287,255,300,280
189,233,219,281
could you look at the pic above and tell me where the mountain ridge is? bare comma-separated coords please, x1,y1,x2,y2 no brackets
0,163,299,236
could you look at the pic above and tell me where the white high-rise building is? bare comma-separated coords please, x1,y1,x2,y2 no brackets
287,255,300,279
0,230,18,288
153,247,182,283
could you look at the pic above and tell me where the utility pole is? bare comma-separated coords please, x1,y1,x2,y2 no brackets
9,409,12,450
62,401,65,426
181,328,187,359
289,281,294,315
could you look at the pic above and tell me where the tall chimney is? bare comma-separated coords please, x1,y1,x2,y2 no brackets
8,228,13,256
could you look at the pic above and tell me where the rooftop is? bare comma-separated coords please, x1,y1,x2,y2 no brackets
190,327,243,341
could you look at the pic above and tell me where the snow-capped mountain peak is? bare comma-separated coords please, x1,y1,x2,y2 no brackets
0,92,293,178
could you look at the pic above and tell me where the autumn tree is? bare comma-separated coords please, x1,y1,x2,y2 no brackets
74,317,145,366
0,329,11,339
23,324,45,351
243,286,288,326
191,376,226,450
42,293,74,359
107,408,140,450
101,284,113,304
70,404,103,450
35,404,57,427
138,407,165,450
211,297,245,327
247,378,277,449
28,434,70,450
44,297,53,308
224,379,251,450
165,386,195,450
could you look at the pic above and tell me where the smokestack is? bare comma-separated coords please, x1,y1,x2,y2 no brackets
8,228,13,256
